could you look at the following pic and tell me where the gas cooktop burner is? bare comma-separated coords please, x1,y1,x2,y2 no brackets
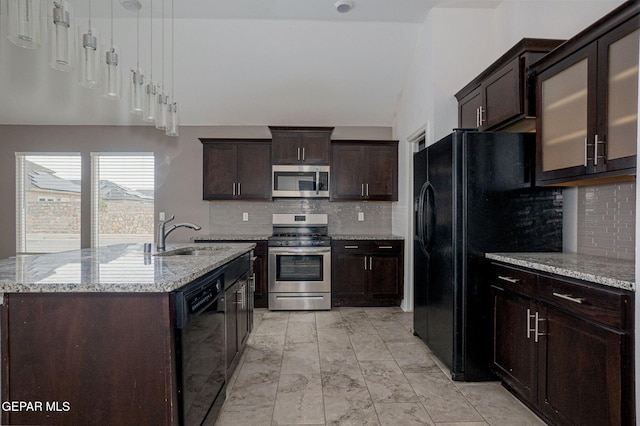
269,213,330,247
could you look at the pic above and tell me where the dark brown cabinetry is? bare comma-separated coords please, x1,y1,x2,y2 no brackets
456,38,564,131
491,263,634,426
201,139,271,200
269,126,333,165
331,240,403,307
532,2,639,185
224,270,251,376
331,141,398,201
1,293,179,425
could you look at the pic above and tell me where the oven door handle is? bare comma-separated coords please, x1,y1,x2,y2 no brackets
268,247,331,255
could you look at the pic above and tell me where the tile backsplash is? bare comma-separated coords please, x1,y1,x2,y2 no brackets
208,199,393,236
576,181,635,261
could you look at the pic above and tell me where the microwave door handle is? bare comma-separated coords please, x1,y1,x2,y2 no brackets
316,168,320,194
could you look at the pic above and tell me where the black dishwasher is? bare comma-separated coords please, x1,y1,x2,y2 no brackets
174,267,226,426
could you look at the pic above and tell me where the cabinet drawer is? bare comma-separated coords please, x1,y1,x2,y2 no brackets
492,264,537,298
332,240,403,254
537,275,631,329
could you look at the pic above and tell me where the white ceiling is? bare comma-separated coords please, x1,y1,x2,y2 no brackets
0,0,562,128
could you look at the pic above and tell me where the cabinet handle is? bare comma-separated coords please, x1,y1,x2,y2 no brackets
594,134,600,166
302,147,305,161
476,107,480,128
498,275,520,284
534,311,546,343
526,308,535,339
366,183,369,197
361,184,365,197
378,246,393,249
297,147,301,161
237,182,241,196
552,292,585,304
232,182,236,196
344,245,359,249
369,256,372,270
364,256,368,271
584,137,588,167
250,273,256,292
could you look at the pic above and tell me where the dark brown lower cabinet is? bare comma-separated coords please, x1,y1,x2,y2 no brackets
331,240,403,307
1,293,179,426
491,263,634,426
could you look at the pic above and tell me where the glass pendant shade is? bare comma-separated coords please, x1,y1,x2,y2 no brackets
129,68,145,114
166,100,179,136
7,0,40,49
143,83,158,122
48,1,74,71
155,91,168,129
78,26,101,88
102,45,121,100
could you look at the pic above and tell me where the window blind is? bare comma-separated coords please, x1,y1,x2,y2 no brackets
16,153,82,254
91,153,155,247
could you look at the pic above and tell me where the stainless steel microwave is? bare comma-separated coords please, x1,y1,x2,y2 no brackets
272,165,330,198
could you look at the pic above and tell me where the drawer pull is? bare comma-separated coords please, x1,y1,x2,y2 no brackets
344,245,359,249
378,246,393,249
552,292,585,304
498,275,520,284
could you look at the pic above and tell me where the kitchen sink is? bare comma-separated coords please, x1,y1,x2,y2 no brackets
155,247,228,256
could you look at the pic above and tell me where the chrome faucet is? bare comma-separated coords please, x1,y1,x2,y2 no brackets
156,215,202,251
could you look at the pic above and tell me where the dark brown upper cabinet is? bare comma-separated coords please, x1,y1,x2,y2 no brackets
456,38,565,132
201,139,271,200
269,126,333,165
331,140,398,201
532,2,639,186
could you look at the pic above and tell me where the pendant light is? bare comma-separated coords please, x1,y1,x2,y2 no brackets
48,1,74,71
129,4,144,115
7,0,40,49
103,0,121,100
165,0,178,136
155,0,167,130
143,0,157,122
78,0,101,88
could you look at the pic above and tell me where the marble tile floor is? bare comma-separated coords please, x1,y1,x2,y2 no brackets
214,307,545,426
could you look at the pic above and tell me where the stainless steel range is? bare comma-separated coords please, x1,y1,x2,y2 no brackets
268,213,331,310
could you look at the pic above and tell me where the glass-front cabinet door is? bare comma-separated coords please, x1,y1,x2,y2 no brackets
598,20,639,173
538,44,596,182
537,16,638,185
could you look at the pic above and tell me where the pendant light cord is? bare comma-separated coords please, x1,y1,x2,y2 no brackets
171,0,174,98
136,8,140,68
88,0,92,29
150,0,153,81
110,0,114,46
161,0,165,92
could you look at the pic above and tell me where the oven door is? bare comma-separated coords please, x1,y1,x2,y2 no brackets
268,246,331,293
272,165,330,198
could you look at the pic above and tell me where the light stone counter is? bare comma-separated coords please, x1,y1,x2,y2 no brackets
330,234,404,241
193,235,270,241
0,242,255,293
486,252,635,291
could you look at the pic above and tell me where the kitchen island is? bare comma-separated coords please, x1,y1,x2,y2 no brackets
0,242,255,426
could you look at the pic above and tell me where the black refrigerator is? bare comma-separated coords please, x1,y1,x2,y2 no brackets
413,129,562,381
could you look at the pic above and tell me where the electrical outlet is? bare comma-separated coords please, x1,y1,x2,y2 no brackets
242,212,249,222
159,212,165,221
358,212,365,221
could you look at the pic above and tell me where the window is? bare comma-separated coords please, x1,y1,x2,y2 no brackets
91,153,155,247
16,153,82,254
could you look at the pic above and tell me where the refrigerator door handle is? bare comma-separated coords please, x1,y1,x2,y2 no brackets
424,183,436,253
417,181,429,256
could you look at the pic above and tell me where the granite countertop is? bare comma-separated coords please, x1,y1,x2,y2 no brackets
193,235,271,241
330,234,404,240
0,242,255,293
486,252,635,291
